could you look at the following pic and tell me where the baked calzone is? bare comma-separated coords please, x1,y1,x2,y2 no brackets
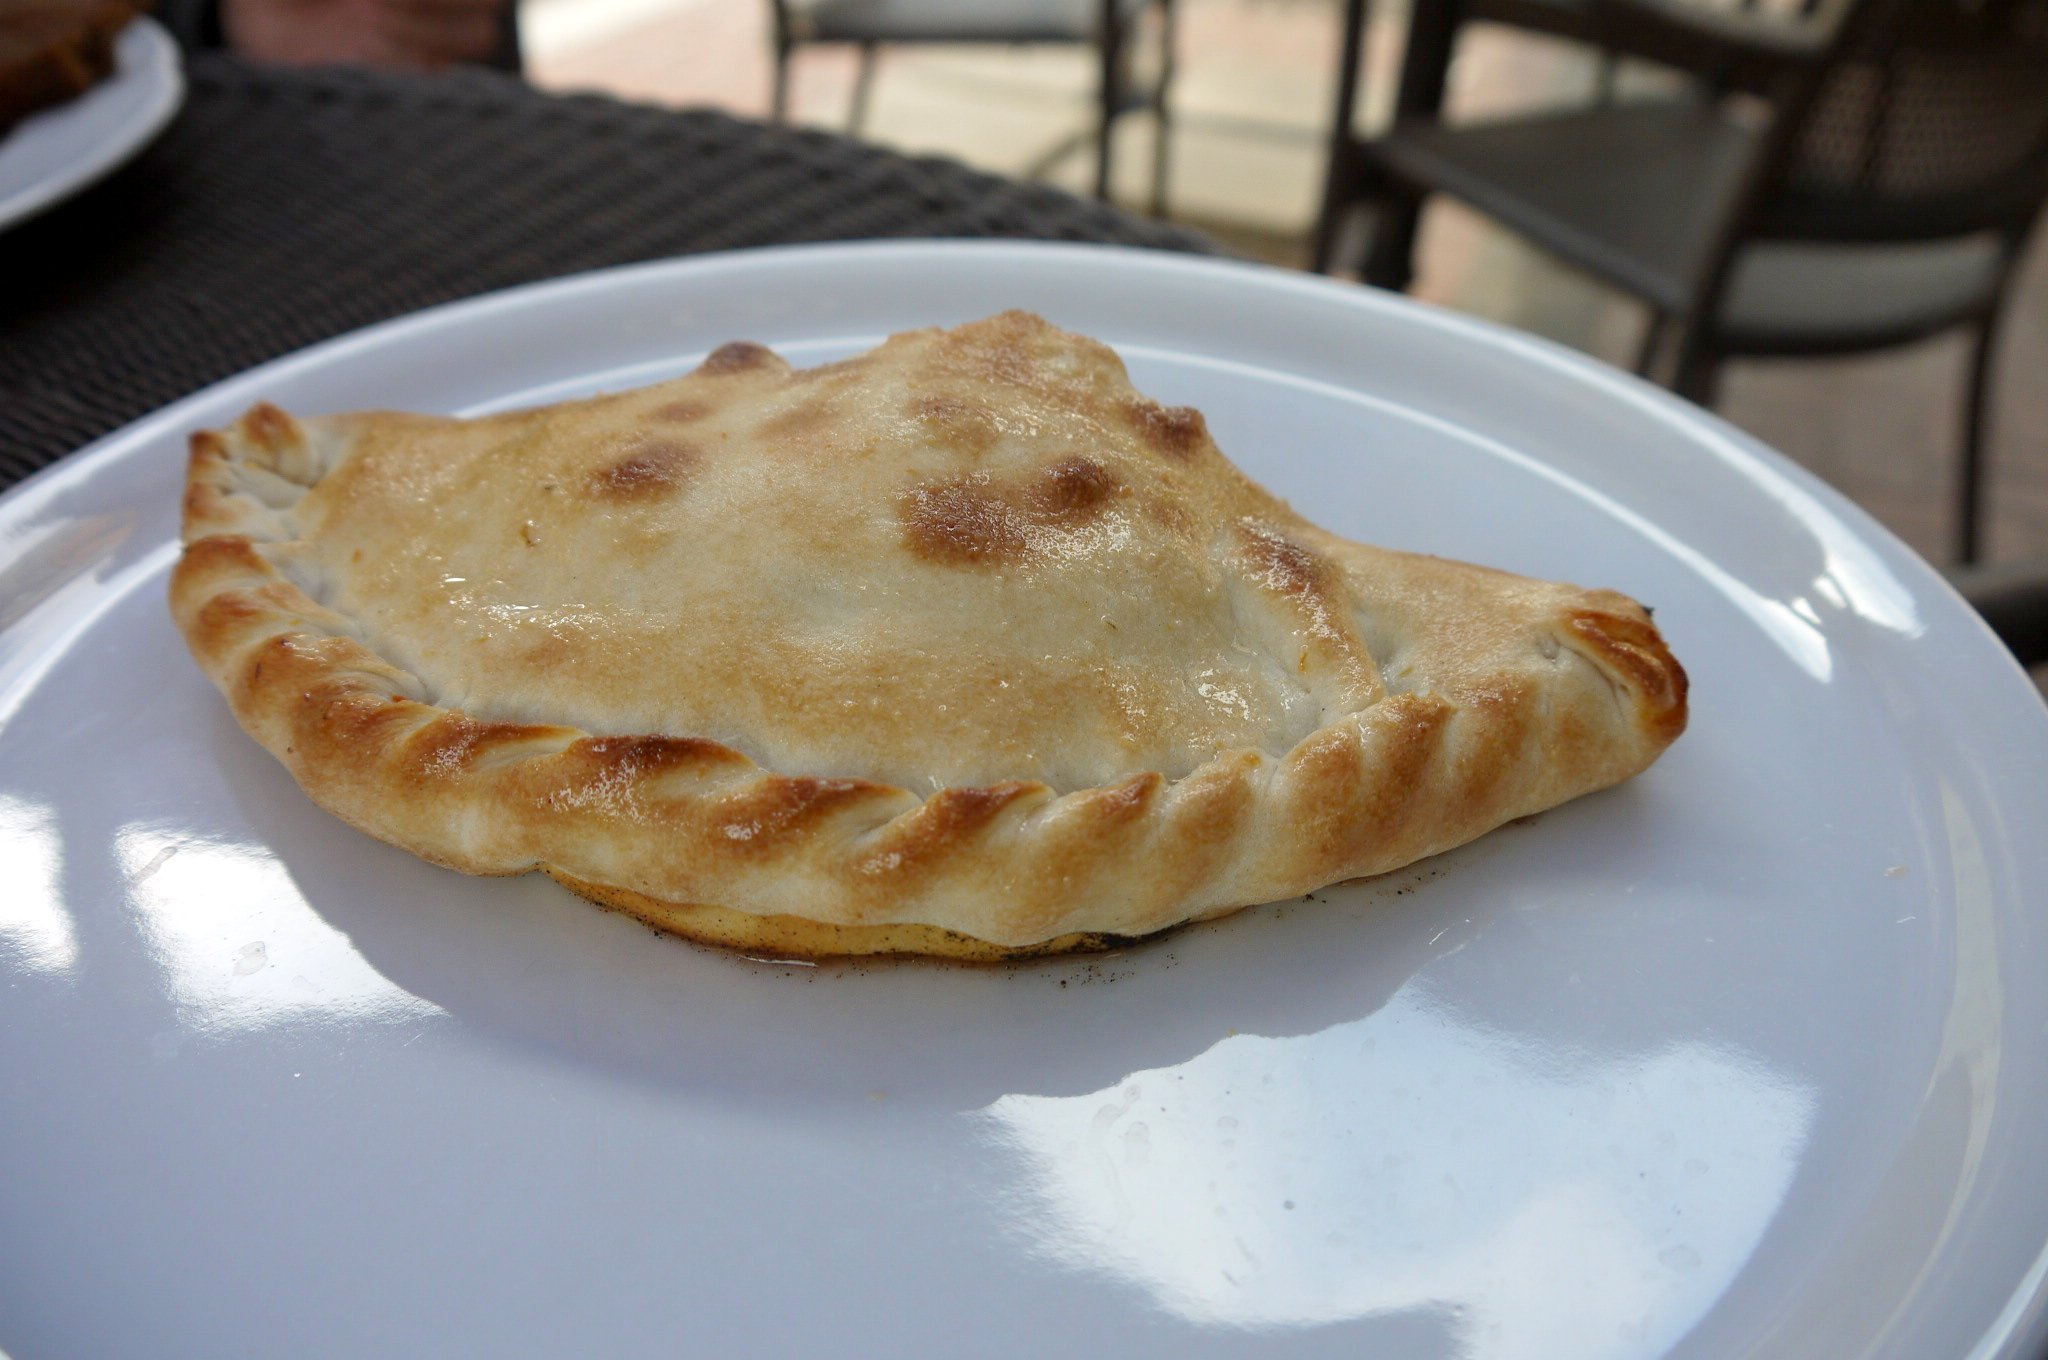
172,312,1687,959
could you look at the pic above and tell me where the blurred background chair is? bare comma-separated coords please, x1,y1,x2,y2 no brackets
768,0,1178,210
1315,0,2048,564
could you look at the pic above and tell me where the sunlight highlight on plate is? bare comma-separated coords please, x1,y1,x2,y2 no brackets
116,821,443,1036
978,984,1813,1356
0,794,77,975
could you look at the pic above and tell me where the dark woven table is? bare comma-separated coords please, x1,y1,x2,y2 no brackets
0,55,1212,492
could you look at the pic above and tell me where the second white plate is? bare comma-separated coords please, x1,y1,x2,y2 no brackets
0,17,184,231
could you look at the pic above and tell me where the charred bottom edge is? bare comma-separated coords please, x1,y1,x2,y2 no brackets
544,869,1223,963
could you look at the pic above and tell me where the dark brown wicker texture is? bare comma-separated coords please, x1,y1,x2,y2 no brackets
0,54,1210,491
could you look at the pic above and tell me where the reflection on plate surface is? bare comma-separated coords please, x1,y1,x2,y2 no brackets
981,987,1812,1356
116,822,443,1036
0,794,75,975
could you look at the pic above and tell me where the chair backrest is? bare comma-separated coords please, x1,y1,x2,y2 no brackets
1763,0,2048,240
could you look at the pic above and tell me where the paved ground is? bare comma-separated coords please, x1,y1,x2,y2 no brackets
527,0,2048,574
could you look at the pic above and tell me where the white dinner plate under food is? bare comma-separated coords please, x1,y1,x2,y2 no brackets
0,16,183,232
3,242,2045,1360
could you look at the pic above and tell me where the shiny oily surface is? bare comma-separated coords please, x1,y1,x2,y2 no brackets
4,243,2046,1360
0,18,184,230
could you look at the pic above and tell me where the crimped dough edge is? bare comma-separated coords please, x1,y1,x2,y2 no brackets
171,359,1688,956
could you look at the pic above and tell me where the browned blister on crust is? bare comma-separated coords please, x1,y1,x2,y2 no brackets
170,312,1688,958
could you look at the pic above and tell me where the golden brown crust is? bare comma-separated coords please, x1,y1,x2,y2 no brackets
170,312,1688,955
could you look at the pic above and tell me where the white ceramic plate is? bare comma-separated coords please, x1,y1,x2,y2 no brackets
0,16,183,231
3,242,2046,1360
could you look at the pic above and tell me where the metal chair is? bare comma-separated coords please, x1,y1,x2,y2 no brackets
768,0,1177,210
1314,0,2048,563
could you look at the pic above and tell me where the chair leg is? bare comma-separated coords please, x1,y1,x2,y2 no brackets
1593,50,1619,106
1313,151,1397,278
1636,310,1667,377
1671,328,1722,407
1360,0,1455,289
1311,0,1372,274
489,5,523,73
1148,0,1176,217
848,42,878,134
1310,151,1359,275
1096,15,1122,201
1362,190,1424,291
1958,313,2003,566
771,44,792,123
